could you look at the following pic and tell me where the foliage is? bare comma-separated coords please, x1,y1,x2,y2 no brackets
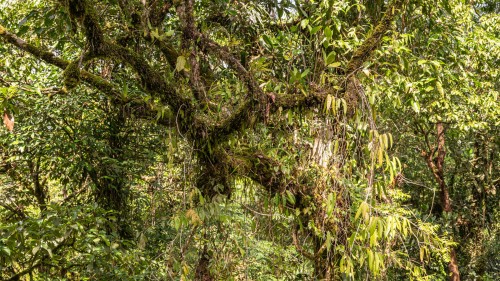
0,0,498,280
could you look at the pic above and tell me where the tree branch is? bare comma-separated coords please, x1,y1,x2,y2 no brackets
346,0,405,74
58,0,203,136
0,25,176,126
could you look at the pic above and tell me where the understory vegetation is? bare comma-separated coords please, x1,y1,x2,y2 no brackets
0,0,498,280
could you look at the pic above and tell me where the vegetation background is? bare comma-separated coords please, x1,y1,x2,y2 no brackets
0,0,498,280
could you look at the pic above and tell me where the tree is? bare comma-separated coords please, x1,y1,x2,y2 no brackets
0,0,498,280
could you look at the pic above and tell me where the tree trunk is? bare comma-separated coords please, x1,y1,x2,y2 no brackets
28,157,47,213
87,109,132,238
195,246,213,281
423,122,460,281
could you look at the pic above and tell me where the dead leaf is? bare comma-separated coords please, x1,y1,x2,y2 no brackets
3,110,14,132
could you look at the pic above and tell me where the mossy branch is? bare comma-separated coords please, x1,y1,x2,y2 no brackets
58,0,203,136
62,60,81,93
221,150,288,195
0,24,175,126
346,0,405,74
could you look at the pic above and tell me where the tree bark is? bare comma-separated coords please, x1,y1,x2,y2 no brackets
423,122,460,281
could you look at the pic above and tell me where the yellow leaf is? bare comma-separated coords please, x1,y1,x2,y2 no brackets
176,56,187,72
436,81,444,97
328,62,341,68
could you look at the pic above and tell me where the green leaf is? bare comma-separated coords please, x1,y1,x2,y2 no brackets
262,35,273,47
301,68,310,78
325,51,336,65
310,26,322,34
324,26,333,39
300,19,309,29
1,246,11,256
286,190,295,205
32,246,40,255
176,56,186,72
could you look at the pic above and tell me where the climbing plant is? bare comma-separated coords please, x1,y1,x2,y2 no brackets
0,0,498,280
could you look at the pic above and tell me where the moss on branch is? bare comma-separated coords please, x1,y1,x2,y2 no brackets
346,0,404,73
62,60,81,92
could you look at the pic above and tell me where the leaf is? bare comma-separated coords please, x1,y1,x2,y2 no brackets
310,26,322,34
436,81,444,97
151,28,160,39
301,68,310,78
355,201,369,222
1,246,11,256
42,245,53,258
3,110,14,132
324,26,332,39
328,62,341,68
412,101,420,113
368,249,374,271
370,231,378,247
325,51,336,65
325,94,332,112
418,59,427,65
176,56,187,72
262,35,273,47
300,19,309,29
138,233,147,250
326,192,336,216
286,190,296,205
17,25,29,36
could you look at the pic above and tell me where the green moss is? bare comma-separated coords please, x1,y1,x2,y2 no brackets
346,0,403,73
62,61,81,91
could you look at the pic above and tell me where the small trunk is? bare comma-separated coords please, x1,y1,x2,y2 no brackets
88,110,132,238
194,246,213,281
28,158,47,213
307,231,341,280
448,248,460,281
314,257,336,280
423,122,460,281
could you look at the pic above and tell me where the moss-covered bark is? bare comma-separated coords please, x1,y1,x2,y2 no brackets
1,0,406,277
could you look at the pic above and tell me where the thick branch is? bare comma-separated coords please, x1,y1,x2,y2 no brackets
0,24,175,126
203,1,405,140
0,25,66,68
176,0,206,100
209,85,330,142
195,32,263,98
63,0,105,55
195,33,267,140
220,149,289,195
346,0,404,74
59,0,202,136
0,202,27,219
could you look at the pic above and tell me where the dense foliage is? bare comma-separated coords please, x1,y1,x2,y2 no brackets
0,0,498,280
